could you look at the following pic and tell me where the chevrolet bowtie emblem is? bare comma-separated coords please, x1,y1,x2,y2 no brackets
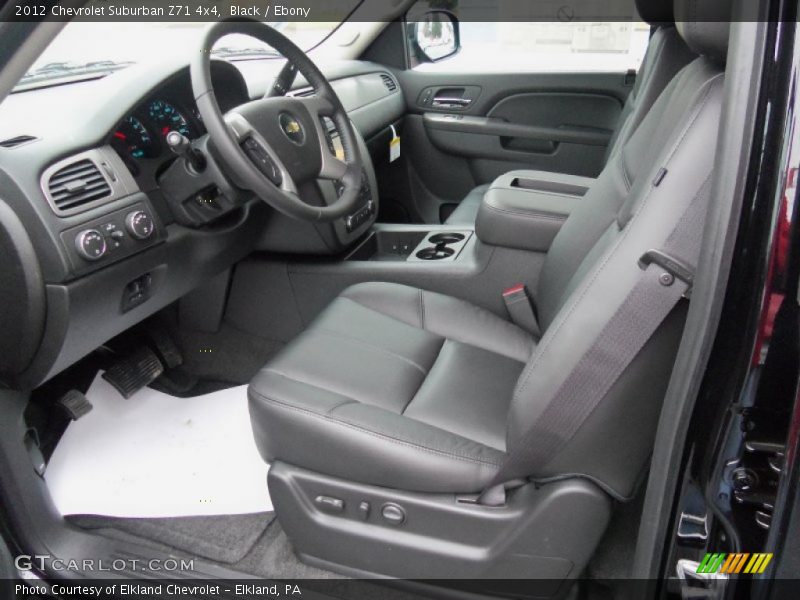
279,112,305,144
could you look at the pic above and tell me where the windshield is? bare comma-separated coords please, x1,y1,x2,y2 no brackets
18,18,353,90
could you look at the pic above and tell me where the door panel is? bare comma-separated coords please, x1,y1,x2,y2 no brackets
396,70,632,222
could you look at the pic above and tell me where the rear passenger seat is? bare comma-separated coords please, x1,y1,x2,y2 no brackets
444,0,696,225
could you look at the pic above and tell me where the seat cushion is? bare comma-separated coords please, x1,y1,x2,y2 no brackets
444,184,489,225
248,282,535,493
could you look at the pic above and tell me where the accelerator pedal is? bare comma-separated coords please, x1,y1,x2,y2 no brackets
147,326,183,369
151,369,199,396
56,390,93,421
102,346,164,399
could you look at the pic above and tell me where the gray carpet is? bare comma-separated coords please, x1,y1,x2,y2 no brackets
67,512,274,564
67,514,569,599
586,493,645,580
231,518,343,579
177,323,285,385
67,513,341,579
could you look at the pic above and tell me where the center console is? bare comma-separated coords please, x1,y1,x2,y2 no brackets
475,170,591,253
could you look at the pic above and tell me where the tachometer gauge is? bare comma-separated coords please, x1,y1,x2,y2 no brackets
148,99,192,138
113,116,156,159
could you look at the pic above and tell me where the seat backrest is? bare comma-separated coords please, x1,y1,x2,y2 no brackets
604,0,697,162
513,0,732,499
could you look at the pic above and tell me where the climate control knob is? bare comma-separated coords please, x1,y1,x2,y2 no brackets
125,210,154,240
75,229,107,261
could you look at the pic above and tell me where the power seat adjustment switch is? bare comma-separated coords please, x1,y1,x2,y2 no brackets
381,502,405,526
314,495,345,514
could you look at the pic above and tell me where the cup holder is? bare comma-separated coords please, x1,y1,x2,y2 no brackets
429,233,465,245
410,231,470,261
416,245,455,260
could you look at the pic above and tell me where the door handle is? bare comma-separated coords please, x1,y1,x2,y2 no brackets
433,96,472,106
431,96,472,110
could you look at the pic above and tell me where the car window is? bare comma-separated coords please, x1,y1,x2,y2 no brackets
408,2,650,73
16,9,359,91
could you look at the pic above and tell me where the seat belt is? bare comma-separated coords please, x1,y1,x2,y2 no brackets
502,284,541,337
479,179,711,506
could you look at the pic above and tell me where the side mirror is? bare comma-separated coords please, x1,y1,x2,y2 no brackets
410,10,460,63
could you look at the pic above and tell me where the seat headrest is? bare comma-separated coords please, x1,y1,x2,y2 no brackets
635,0,674,25
674,0,733,62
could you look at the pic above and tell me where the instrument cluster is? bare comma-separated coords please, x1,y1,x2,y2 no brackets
107,62,249,180
111,98,199,164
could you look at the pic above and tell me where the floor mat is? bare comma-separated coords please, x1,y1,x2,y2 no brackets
46,374,271,518
232,518,343,579
67,513,275,564
178,324,285,385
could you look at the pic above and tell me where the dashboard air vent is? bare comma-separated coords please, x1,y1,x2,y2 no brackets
0,134,37,148
380,74,397,92
47,159,111,213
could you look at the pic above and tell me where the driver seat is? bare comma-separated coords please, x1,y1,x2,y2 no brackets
249,0,730,580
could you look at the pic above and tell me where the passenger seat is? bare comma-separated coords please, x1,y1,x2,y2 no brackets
444,0,696,225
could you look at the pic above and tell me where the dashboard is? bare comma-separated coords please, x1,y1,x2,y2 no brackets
0,55,403,388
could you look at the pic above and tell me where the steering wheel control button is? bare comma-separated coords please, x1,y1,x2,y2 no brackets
358,501,371,520
243,138,282,186
314,495,345,514
125,210,155,240
75,229,107,261
381,503,406,526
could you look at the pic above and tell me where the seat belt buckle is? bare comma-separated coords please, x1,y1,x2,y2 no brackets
638,249,694,298
502,284,541,337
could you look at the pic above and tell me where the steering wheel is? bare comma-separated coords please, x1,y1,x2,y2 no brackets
191,21,364,222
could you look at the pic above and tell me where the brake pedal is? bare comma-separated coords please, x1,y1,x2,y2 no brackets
56,390,93,421
102,346,164,399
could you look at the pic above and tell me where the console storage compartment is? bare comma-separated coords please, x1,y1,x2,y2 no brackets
476,170,589,253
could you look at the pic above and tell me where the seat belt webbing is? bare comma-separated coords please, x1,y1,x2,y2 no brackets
479,180,711,505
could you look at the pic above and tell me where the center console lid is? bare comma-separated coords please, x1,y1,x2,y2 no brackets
476,170,592,253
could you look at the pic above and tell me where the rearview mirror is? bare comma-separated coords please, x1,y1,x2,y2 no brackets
410,10,460,63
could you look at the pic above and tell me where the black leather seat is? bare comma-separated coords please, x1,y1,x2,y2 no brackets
250,0,731,505
444,0,696,226
250,282,534,492
249,2,733,581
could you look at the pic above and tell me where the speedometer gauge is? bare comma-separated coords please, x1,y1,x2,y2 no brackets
113,116,156,159
148,99,192,138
